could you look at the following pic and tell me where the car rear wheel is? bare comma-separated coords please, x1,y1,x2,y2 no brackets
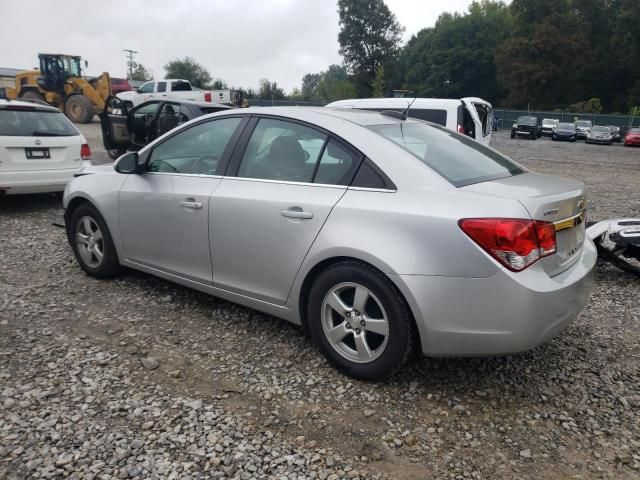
69,204,121,278
308,261,415,380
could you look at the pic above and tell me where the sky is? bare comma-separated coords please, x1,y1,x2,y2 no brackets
1,0,475,92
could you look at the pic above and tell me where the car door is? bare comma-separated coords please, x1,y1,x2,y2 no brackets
210,116,361,305
118,116,247,283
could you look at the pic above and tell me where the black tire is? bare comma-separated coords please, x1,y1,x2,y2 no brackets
68,203,121,278
510,131,516,139
307,261,416,380
65,95,95,124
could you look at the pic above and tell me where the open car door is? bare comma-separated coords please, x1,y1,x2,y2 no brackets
99,96,131,159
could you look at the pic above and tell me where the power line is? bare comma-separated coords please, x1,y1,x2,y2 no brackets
123,49,139,79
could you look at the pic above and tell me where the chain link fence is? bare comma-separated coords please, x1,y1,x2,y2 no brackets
493,108,640,129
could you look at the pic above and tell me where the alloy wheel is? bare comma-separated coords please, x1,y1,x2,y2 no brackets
75,216,104,268
321,282,390,364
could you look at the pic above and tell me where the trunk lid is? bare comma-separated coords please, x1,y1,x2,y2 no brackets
463,172,587,276
0,135,83,172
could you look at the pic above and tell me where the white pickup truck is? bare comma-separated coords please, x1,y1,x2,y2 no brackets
116,79,242,108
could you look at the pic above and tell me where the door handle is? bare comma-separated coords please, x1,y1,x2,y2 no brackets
180,200,202,210
281,208,313,220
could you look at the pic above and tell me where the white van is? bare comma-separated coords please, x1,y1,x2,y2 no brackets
325,97,493,146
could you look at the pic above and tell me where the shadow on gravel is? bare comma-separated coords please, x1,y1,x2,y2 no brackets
0,193,61,214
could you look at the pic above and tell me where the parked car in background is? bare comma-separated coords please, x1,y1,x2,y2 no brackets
575,120,593,139
116,79,245,108
552,122,578,142
624,127,640,147
607,125,622,143
586,125,613,145
101,98,230,159
541,118,559,136
511,116,542,139
325,97,494,146
62,106,596,380
0,99,90,194
110,78,132,95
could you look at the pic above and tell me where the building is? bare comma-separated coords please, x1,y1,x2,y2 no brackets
0,68,25,89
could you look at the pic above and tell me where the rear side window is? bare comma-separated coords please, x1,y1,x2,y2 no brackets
157,82,167,93
368,123,524,187
362,108,447,127
0,109,79,136
407,108,447,126
314,139,360,185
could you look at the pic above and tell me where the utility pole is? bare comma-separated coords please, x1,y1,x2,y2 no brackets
123,49,139,80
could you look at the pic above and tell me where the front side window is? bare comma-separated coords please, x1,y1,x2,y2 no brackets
138,82,154,94
0,109,79,136
148,117,242,175
237,118,327,182
368,122,524,187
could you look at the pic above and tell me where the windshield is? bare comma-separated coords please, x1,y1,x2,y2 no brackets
558,123,575,129
576,121,592,127
367,122,524,187
542,119,558,125
517,116,537,125
591,126,610,133
630,128,640,134
0,108,79,136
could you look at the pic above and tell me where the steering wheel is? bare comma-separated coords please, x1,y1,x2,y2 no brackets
191,155,219,175
153,159,179,173
143,113,155,127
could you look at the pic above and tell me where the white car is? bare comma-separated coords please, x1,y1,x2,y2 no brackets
325,97,493,146
0,100,90,195
117,79,240,108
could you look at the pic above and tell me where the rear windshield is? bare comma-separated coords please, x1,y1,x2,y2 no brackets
363,108,447,127
368,122,524,187
0,108,79,136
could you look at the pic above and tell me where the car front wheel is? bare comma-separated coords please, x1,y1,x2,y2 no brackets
69,204,121,278
308,261,416,380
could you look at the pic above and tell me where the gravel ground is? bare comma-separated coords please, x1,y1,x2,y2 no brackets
1,127,639,479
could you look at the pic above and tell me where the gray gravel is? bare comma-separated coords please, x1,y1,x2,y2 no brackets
1,127,639,479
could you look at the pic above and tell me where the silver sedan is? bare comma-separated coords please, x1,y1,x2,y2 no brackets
62,107,596,380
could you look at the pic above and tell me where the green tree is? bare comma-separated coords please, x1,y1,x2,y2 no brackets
163,57,212,88
337,0,404,96
209,78,228,89
372,66,385,97
129,63,152,81
401,1,510,103
495,0,588,109
257,79,286,101
297,65,357,103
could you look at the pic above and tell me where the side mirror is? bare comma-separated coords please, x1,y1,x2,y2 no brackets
84,60,89,68
114,152,140,174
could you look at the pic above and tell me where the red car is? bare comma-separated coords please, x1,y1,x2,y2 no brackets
111,78,132,95
624,127,640,147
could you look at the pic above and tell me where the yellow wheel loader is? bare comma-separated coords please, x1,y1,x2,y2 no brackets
6,53,111,124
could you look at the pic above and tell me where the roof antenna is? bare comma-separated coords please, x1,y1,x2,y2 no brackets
380,96,417,121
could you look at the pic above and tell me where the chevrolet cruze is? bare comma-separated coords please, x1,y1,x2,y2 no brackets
62,107,596,380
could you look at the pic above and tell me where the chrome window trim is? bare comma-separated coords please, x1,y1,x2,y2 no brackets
145,172,223,179
220,176,347,190
347,186,397,193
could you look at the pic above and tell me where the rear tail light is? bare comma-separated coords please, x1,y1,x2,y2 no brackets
204,92,212,102
459,218,557,272
457,124,465,134
81,143,91,160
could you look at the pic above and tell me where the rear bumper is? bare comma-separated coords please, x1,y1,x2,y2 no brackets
393,238,597,357
0,165,85,195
